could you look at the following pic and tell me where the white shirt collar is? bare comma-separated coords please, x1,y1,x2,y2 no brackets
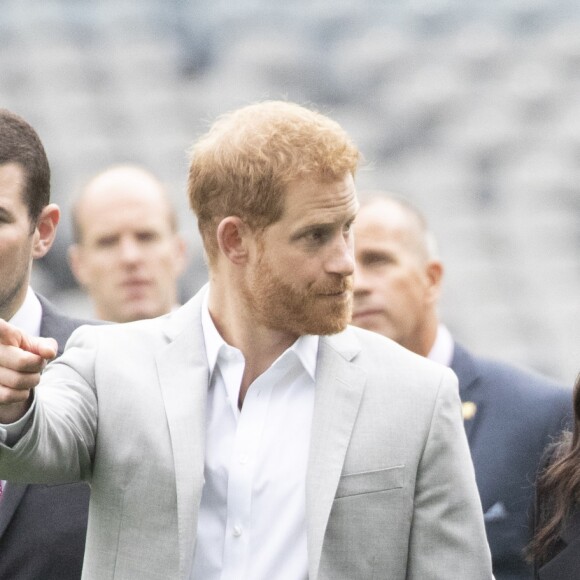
427,323,455,367
201,287,318,382
8,287,42,337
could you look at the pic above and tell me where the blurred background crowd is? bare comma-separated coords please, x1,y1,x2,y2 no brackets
1,0,578,384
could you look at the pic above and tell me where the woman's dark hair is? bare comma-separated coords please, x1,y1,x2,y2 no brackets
528,373,580,565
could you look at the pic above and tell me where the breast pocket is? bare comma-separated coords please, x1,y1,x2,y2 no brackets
335,465,405,499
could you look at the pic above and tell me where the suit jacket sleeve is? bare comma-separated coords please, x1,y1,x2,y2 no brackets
0,325,98,484
407,368,492,579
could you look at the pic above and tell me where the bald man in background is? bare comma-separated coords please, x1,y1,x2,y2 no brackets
68,165,187,322
351,193,572,580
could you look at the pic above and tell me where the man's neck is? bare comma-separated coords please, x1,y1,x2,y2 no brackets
0,285,29,322
427,323,454,367
406,315,440,358
207,284,299,404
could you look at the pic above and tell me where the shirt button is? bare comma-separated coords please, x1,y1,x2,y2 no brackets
239,454,249,464
233,525,243,537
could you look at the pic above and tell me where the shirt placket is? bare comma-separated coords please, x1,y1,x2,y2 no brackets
220,365,278,579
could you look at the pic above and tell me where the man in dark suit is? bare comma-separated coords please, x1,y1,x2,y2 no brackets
0,108,90,579
351,193,572,580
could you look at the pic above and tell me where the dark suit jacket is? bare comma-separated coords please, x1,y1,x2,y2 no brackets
0,295,93,580
534,504,580,579
451,343,572,580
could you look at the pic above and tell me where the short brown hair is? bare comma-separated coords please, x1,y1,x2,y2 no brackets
188,101,360,264
0,109,51,223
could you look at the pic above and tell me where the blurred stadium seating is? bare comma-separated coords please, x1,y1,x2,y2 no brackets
1,0,578,384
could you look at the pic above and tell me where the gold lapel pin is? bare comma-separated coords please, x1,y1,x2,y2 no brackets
462,401,477,421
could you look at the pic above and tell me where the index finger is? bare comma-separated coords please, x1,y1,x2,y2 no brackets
0,343,50,374
0,319,58,360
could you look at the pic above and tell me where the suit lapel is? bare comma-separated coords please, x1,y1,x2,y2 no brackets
0,483,28,538
451,343,483,444
37,294,83,356
155,292,209,578
306,332,366,580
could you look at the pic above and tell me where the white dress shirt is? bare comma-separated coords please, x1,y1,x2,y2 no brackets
427,324,454,368
8,287,42,337
191,292,318,580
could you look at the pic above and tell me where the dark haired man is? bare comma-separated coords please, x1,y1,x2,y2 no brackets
0,108,90,579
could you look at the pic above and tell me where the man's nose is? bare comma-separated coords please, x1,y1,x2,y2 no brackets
118,237,143,263
326,235,355,277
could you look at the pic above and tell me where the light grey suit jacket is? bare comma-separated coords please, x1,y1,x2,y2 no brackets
0,287,492,579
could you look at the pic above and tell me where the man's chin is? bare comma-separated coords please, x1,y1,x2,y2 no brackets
119,303,160,323
317,324,348,336
304,312,351,336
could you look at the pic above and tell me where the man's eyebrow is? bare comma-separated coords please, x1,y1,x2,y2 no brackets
292,213,357,236
359,247,394,260
94,232,119,242
290,222,334,240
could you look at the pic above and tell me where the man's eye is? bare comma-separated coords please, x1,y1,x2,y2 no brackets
344,220,355,234
96,236,117,248
365,254,393,266
137,232,158,243
307,229,328,243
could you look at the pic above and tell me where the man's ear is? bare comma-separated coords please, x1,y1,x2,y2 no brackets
32,203,60,259
216,216,249,265
425,259,444,304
